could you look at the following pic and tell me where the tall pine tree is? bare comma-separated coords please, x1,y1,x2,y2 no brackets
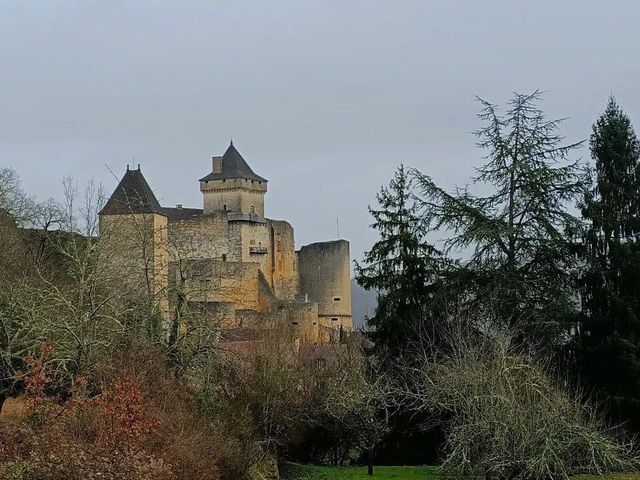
577,97,640,432
413,91,585,352
356,164,446,356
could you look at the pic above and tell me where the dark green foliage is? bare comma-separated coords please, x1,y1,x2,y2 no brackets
577,97,640,432
413,91,585,351
355,165,447,356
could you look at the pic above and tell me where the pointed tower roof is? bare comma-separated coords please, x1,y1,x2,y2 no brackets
199,142,268,183
99,166,164,216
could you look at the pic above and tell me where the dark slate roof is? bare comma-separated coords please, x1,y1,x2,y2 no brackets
161,207,204,222
199,141,268,183
99,168,164,216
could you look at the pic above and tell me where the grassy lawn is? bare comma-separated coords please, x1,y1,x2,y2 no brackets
281,464,439,479
280,464,453,479
280,464,640,480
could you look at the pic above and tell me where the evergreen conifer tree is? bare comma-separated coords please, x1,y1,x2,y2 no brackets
577,97,640,432
413,91,585,351
356,165,446,355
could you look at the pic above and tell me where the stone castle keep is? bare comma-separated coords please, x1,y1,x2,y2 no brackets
99,142,352,343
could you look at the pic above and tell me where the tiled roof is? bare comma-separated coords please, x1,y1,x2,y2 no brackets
199,142,268,183
99,168,164,216
161,207,203,221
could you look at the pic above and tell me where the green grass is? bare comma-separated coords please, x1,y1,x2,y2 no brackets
280,464,640,480
280,464,450,479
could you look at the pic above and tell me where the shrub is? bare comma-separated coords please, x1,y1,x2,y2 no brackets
409,333,637,480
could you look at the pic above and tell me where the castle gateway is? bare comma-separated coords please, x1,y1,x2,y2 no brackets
99,142,352,343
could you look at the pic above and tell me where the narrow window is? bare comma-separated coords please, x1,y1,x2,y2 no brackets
333,297,341,302
222,254,227,262
331,317,339,322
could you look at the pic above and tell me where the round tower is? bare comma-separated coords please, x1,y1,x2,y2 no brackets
199,141,268,220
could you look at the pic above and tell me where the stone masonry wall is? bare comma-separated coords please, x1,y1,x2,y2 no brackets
267,219,299,301
297,240,353,331
167,212,229,261
99,213,169,318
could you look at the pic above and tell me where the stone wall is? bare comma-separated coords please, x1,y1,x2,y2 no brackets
297,240,353,331
286,301,320,344
185,300,236,329
200,178,267,219
167,212,229,261
228,220,271,272
174,258,261,311
267,219,299,300
99,212,169,318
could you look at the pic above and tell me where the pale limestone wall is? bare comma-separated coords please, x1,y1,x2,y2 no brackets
286,302,320,344
200,179,267,218
167,212,229,261
258,270,278,312
228,220,271,273
297,240,353,331
99,213,169,317
267,219,299,301
153,214,170,318
185,301,237,329
175,258,261,311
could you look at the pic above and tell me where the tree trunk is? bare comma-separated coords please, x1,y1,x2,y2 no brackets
367,448,374,476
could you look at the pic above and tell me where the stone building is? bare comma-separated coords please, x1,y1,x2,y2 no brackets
99,142,352,343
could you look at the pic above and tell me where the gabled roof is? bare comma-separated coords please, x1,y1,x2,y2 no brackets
199,141,268,183
99,167,164,216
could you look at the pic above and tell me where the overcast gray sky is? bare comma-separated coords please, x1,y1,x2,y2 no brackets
2,1,639,265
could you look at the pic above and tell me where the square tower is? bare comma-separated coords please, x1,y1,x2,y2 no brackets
199,141,268,220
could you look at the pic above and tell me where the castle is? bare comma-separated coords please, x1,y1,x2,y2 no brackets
99,142,352,343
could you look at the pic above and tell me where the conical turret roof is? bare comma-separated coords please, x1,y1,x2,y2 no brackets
99,167,164,216
199,142,268,183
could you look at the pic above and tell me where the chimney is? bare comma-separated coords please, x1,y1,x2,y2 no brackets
212,156,223,174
